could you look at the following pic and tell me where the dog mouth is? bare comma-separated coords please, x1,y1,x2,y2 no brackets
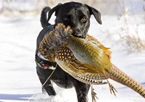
73,33,86,39
72,32,83,38
72,31,86,38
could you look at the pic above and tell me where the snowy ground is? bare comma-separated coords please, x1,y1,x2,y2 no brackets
0,12,145,102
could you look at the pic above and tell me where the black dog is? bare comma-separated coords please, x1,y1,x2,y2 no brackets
36,2,102,102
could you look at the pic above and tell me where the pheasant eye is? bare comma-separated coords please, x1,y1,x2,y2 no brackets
81,17,87,23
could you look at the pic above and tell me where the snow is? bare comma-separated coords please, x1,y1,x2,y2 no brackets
0,16,41,102
0,1,145,102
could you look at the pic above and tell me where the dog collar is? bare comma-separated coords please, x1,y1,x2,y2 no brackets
35,53,55,70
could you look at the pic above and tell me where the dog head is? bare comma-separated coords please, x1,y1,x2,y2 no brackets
47,2,102,38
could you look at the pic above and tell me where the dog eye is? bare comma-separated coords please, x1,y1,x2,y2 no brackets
64,17,69,21
81,17,87,23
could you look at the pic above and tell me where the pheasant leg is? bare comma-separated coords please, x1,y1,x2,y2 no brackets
91,85,99,102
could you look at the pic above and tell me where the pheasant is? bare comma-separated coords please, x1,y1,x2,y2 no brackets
39,23,145,100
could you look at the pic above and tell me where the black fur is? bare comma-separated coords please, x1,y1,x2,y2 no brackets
36,2,102,102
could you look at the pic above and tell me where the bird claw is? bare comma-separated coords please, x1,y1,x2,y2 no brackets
91,85,99,102
107,80,117,96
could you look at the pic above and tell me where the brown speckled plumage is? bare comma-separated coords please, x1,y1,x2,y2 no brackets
39,23,145,98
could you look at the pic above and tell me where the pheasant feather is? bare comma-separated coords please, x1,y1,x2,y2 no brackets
39,23,145,98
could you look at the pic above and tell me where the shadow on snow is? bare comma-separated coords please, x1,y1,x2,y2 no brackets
0,94,34,101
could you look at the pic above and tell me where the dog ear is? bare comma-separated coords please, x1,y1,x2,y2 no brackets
47,3,62,22
85,4,102,24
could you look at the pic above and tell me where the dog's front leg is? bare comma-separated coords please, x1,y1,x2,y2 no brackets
73,79,90,102
41,79,56,96
36,66,56,96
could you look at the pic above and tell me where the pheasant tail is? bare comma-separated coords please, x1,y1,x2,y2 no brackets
104,64,145,98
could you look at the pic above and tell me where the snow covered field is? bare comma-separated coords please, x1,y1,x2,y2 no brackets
0,1,145,102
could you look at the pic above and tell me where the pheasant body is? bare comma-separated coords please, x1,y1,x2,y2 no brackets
39,23,145,98
55,46,108,85
67,34,112,74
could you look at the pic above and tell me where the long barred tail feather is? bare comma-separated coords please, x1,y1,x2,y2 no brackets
104,64,145,98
